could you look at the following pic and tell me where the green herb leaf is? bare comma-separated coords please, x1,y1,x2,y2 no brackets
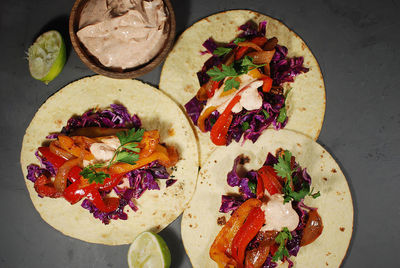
241,56,267,70
248,180,257,195
272,227,292,262
262,109,270,119
233,37,246,44
224,78,240,91
221,64,238,77
114,150,139,165
241,121,250,131
213,47,232,56
309,187,321,199
80,165,110,184
277,107,287,123
273,150,292,179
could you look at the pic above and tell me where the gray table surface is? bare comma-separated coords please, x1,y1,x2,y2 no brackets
1,0,399,267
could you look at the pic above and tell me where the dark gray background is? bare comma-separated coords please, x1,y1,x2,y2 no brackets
1,0,399,267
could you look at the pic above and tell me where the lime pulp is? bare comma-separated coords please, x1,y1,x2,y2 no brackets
28,30,66,84
128,231,171,268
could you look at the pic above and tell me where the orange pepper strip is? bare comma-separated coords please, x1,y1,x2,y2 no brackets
209,198,262,267
108,144,175,174
198,106,217,132
139,130,160,158
57,135,94,161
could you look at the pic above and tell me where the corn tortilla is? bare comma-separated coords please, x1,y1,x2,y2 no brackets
20,75,199,245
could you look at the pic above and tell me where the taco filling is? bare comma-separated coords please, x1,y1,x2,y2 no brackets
185,21,309,146
210,150,322,267
26,104,178,225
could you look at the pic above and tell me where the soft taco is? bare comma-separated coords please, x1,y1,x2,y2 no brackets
20,75,198,245
159,10,325,166
181,130,353,267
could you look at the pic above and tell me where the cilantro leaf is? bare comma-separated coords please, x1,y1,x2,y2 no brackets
114,150,139,165
241,121,250,131
262,109,270,119
272,227,292,262
221,64,238,77
224,78,240,91
248,180,256,195
273,150,292,179
80,165,110,184
277,107,287,123
241,56,267,70
206,66,229,82
233,37,246,44
213,47,232,56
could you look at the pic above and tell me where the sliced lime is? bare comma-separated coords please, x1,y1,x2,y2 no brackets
128,231,171,268
28,30,66,84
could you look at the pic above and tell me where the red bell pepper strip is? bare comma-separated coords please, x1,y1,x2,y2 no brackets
251,36,268,47
231,207,265,266
63,179,89,204
235,46,249,60
38,147,66,169
34,174,62,198
86,187,119,213
98,173,124,191
261,76,273,92
256,174,264,199
257,166,282,196
210,94,241,146
64,179,120,212
67,166,82,183
207,80,221,99
209,198,262,267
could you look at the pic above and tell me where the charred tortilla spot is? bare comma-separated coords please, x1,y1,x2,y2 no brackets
189,224,193,228
275,148,284,157
217,216,226,226
323,177,328,181
332,168,337,173
300,107,306,111
340,227,345,232
184,85,193,93
301,43,306,50
326,252,331,256
188,213,192,218
168,128,175,136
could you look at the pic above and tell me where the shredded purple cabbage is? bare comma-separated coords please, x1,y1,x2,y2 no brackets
34,150,56,176
222,151,318,267
262,255,278,268
184,97,205,126
271,45,309,86
227,156,256,200
185,21,309,145
27,104,176,225
202,38,218,54
219,195,244,214
61,104,142,134
26,164,47,183
81,161,170,225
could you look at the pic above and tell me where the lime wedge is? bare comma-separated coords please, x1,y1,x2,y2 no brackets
128,231,171,268
28,30,66,84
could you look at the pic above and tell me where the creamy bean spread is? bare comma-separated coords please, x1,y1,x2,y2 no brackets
77,0,168,69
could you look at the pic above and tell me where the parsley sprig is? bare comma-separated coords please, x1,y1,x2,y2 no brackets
273,150,321,203
206,56,266,92
79,128,144,184
272,227,292,262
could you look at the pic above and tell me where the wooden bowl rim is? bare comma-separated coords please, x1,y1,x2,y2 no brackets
69,0,176,79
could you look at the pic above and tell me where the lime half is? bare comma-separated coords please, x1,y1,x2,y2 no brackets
128,231,171,268
28,30,66,84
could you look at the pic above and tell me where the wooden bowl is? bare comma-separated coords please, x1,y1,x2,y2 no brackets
69,0,176,79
